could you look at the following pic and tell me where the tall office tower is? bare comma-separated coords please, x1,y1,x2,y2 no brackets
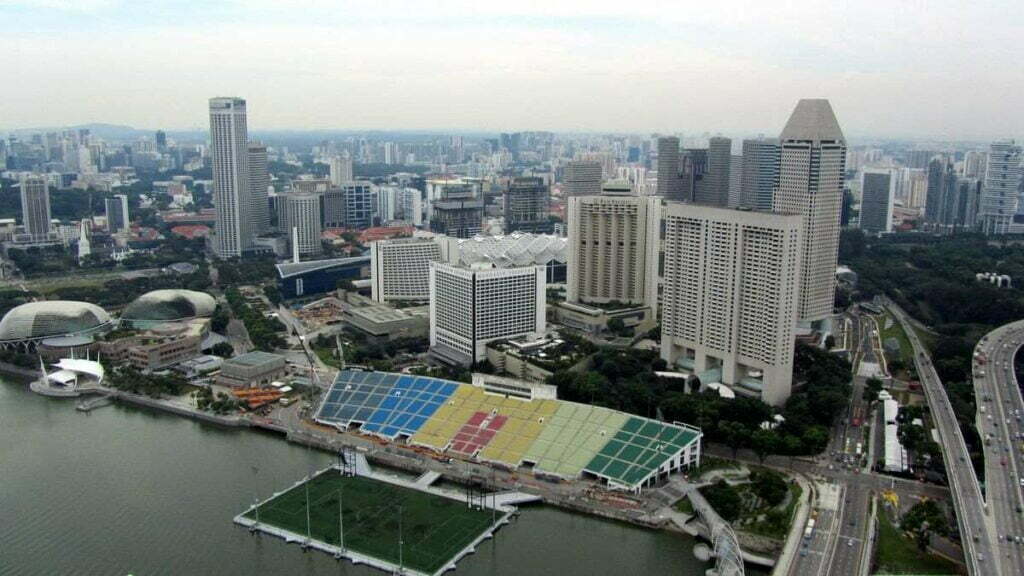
323,186,345,228
924,158,952,225
329,152,353,186
680,148,708,202
370,237,442,302
563,160,603,197
209,97,252,258
740,137,780,211
429,262,546,366
841,188,854,227
660,203,803,407
340,181,374,229
376,186,399,223
954,178,982,230
566,195,660,315
397,188,423,226
155,130,167,152
906,170,929,209
104,194,130,234
773,99,846,324
904,149,935,170
696,136,731,206
19,174,51,241
430,199,483,238
76,219,91,263
279,193,323,257
655,136,683,199
505,176,550,233
859,170,894,234
979,140,1023,235
728,155,743,208
246,142,270,235
963,150,988,179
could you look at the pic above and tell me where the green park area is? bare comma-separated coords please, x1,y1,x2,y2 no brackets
245,471,495,574
873,506,957,575
877,312,916,378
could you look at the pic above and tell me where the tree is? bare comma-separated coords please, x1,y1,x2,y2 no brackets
863,377,883,403
210,342,234,358
824,335,836,350
719,421,751,458
701,481,742,522
901,499,949,551
749,469,788,507
752,428,779,464
211,305,230,333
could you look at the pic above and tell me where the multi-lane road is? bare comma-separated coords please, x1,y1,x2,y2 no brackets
890,302,998,575
974,320,1024,575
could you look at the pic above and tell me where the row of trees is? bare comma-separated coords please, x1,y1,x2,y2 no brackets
224,287,286,351
547,343,852,458
107,367,186,398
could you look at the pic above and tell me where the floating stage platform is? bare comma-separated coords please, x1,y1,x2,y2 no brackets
234,458,527,576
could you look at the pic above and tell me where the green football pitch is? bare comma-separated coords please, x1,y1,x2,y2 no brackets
245,471,496,574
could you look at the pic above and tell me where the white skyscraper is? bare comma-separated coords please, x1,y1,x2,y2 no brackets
248,142,270,236
370,237,443,302
429,262,546,366
19,174,51,242
660,203,803,407
979,140,1023,235
209,97,252,258
773,99,846,324
566,195,660,314
280,193,323,258
329,152,354,186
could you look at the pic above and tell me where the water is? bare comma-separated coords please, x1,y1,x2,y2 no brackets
0,379,711,576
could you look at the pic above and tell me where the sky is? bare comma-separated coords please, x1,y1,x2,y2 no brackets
1,0,1022,140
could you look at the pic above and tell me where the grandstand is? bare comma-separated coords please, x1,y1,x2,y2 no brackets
315,370,702,492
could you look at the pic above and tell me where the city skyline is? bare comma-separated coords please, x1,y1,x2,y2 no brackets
2,1,1022,139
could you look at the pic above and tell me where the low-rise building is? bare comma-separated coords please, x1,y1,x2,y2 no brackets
98,320,207,372
215,351,288,388
552,300,654,335
342,304,429,340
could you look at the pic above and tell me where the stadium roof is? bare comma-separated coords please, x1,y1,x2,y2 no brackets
275,256,370,279
316,370,701,492
448,233,566,268
0,301,113,343
121,289,216,323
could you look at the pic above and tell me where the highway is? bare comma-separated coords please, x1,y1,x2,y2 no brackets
889,302,998,575
973,320,1024,575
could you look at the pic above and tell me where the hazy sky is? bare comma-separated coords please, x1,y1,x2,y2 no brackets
2,0,1021,139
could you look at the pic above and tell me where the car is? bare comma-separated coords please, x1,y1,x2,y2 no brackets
848,540,854,547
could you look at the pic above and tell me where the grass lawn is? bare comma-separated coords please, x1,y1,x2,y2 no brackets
674,497,694,515
874,508,958,575
245,471,495,574
878,313,916,374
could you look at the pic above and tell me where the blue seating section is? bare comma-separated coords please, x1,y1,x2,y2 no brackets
315,370,459,439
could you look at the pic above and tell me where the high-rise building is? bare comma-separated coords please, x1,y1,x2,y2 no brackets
104,194,130,234
429,262,546,366
859,170,894,234
728,155,743,208
656,136,682,199
740,137,780,211
504,177,550,233
19,175,51,242
696,136,731,206
680,148,708,202
247,142,270,236
209,97,252,258
329,152,353,186
341,181,374,229
370,237,442,302
566,195,660,314
923,158,960,227
563,160,603,197
660,203,803,407
155,130,167,152
979,140,1023,235
279,193,323,258
954,178,982,230
323,186,345,228
773,99,846,324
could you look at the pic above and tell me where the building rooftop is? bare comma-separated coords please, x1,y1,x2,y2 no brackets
225,351,285,367
780,98,845,143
